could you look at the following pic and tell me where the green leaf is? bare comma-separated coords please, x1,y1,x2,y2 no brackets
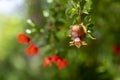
87,34,96,39
80,0,87,10
71,8,78,14
87,23,94,28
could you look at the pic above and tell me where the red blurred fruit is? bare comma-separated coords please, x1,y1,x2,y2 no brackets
25,43,39,56
113,45,120,54
43,55,68,69
55,58,68,70
18,33,30,44
51,55,60,62
43,57,52,67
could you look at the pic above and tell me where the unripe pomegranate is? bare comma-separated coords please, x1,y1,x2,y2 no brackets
69,22,87,48
70,22,87,39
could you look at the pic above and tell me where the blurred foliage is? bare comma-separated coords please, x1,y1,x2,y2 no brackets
0,0,120,80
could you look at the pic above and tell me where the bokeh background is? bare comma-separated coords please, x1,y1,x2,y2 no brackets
0,0,120,80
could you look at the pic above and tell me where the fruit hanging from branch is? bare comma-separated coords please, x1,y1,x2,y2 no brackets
69,22,87,48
